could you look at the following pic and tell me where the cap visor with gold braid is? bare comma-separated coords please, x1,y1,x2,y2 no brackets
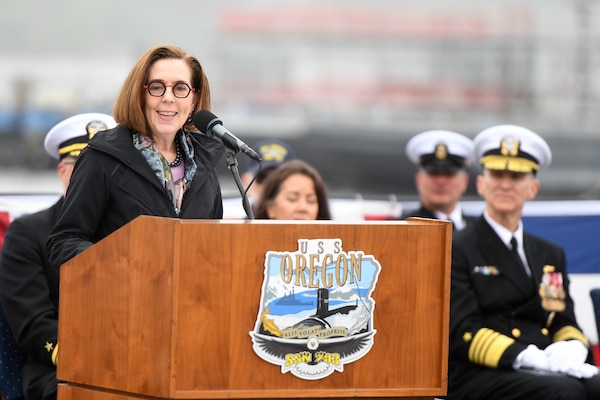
474,125,552,173
44,113,117,160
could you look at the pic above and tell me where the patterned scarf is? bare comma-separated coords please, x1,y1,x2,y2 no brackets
133,130,198,215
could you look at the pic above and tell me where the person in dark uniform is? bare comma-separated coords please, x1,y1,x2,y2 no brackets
402,130,475,230
0,210,26,400
447,125,600,399
0,113,116,400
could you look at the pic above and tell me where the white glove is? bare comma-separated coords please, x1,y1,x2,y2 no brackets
513,344,551,371
544,340,588,374
566,363,599,379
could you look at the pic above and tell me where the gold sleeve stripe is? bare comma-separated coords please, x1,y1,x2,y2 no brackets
468,328,515,368
480,155,539,173
58,143,87,156
52,343,59,366
553,326,590,347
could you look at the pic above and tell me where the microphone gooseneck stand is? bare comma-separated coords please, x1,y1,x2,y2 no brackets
224,149,255,220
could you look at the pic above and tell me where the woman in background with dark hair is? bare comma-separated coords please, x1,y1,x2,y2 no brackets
48,44,225,268
255,159,331,220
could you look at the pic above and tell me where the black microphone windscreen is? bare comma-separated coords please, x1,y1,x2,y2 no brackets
193,110,219,133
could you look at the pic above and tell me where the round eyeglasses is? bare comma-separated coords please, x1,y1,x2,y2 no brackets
144,81,195,98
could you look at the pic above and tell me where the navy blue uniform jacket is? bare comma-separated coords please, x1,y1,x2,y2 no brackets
0,199,62,399
449,215,589,372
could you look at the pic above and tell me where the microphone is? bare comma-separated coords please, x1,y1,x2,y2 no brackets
193,110,262,162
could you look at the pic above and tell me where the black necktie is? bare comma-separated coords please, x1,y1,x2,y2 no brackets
511,236,531,276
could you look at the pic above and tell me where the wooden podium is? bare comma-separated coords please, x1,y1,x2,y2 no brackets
57,216,451,400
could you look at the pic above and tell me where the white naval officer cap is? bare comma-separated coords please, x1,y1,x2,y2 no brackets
473,125,552,173
44,112,117,160
406,130,475,173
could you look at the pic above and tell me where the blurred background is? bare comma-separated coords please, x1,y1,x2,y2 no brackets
1,0,600,200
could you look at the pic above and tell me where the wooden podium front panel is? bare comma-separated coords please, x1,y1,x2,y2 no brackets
58,217,450,399
174,219,450,398
58,217,178,397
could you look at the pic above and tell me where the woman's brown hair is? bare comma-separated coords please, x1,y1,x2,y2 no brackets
113,45,210,137
255,159,332,220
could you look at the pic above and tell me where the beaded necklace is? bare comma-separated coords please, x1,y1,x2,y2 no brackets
169,139,183,167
